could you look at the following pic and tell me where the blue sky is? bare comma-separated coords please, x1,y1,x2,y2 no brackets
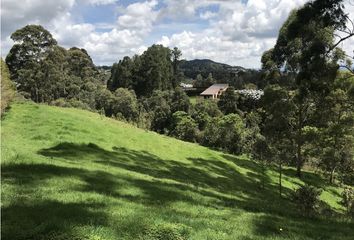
1,0,354,68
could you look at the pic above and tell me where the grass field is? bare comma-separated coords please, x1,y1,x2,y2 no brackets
1,102,353,240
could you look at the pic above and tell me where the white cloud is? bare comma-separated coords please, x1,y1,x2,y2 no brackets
81,0,117,5
1,0,353,68
1,0,159,65
157,0,308,68
1,0,75,39
117,0,158,32
158,31,275,68
200,11,217,20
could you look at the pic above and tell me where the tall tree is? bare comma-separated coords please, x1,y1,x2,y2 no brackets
316,75,354,183
171,47,183,88
6,25,57,79
136,45,174,96
6,25,57,102
218,87,239,114
108,56,133,91
261,0,353,177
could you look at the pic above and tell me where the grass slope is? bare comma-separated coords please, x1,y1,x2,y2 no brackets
1,102,353,240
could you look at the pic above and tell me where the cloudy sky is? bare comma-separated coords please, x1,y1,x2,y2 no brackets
1,0,353,68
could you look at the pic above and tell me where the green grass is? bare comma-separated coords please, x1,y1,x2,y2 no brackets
1,102,353,240
189,96,202,105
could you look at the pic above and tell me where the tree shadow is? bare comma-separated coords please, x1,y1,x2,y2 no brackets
3,141,351,239
37,143,295,215
251,212,354,240
2,199,107,240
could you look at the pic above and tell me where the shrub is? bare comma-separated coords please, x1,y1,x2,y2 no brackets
292,184,322,216
341,187,354,215
1,59,15,114
170,111,198,142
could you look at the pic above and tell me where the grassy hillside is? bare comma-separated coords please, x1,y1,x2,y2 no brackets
1,102,353,240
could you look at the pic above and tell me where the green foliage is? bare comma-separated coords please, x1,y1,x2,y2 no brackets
170,111,198,142
1,102,353,240
136,45,174,96
217,87,239,114
1,59,15,114
260,0,352,178
5,25,103,110
170,87,190,113
292,184,322,216
193,73,215,88
108,56,133,91
6,25,57,79
112,88,139,122
203,114,245,154
341,187,354,215
192,99,221,130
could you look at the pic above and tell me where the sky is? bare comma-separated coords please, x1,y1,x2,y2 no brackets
1,0,354,68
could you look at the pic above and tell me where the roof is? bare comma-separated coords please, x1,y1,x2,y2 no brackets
200,84,229,95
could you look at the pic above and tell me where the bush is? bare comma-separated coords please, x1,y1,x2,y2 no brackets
1,59,15,114
170,111,198,142
51,98,91,110
292,184,322,216
341,187,354,215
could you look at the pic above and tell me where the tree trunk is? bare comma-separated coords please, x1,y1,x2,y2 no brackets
296,104,304,178
279,161,282,197
296,143,302,178
329,167,336,184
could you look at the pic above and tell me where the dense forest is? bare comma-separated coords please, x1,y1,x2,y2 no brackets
2,0,354,217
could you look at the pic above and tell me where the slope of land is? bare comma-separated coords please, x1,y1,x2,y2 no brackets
179,59,245,80
1,102,353,240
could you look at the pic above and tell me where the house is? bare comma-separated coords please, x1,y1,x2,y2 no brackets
200,84,229,99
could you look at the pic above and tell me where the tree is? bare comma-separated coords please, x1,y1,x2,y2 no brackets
203,114,245,154
218,87,239,114
170,111,198,142
6,25,58,102
192,99,222,130
170,87,190,113
112,88,139,122
262,85,295,196
252,134,272,189
1,59,15,114
171,47,183,88
6,25,57,79
261,0,353,177
143,90,172,133
136,45,174,96
108,56,133,91
315,75,354,183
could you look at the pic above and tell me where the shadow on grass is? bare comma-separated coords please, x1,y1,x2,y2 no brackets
1,199,107,240
37,142,321,216
251,213,354,240
2,142,353,239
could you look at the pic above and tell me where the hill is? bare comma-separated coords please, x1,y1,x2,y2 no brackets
1,102,353,240
179,59,245,80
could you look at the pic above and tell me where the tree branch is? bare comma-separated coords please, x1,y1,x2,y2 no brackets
328,33,354,53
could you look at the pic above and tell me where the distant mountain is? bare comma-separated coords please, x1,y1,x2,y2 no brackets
179,59,247,81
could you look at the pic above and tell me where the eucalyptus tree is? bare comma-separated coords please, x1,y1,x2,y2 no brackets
261,0,354,177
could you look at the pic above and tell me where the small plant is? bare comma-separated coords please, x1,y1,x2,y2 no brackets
292,184,322,216
341,187,354,215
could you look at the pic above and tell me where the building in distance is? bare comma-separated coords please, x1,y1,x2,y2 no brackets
200,84,229,99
